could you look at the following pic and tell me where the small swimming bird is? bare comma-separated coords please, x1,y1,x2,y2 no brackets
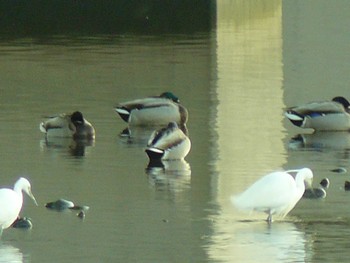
231,168,313,223
145,122,191,160
303,178,329,199
0,178,38,232
285,96,350,131
40,111,95,139
45,198,89,211
320,178,330,188
345,181,350,191
115,92,188,126
11,216,33,229
303,188,326,199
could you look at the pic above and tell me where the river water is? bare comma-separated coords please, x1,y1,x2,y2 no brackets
1,0,350,262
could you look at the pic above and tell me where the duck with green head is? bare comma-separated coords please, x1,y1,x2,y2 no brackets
40,111,95,140
115,92,188,126
285,96,350,131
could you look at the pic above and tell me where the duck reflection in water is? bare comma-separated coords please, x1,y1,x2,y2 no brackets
288,132,350,152
40,137,94,157
119,126,158,147
146,159,191,192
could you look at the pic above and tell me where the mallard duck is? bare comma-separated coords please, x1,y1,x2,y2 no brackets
115,92,188,126
40,111,95,139
11,216,33,229
145,122,191,160
285,96,350,131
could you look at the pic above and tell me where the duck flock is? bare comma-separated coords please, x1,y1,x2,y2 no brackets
0,91,191,233
1,94,350,233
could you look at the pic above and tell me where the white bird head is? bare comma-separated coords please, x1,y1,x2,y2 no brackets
297,168,314,188
15,178,38,206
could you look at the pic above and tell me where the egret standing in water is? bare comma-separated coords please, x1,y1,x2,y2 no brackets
231,168,313,223
0,178,38,233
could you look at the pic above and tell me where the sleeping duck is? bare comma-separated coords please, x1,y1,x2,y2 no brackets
285,96,350,131
115,92,188,126
40,111,95,139
145,122,191,160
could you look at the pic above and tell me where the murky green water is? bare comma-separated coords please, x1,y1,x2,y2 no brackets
1,1,350,262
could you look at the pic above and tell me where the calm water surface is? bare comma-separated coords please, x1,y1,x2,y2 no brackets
1,1,350,262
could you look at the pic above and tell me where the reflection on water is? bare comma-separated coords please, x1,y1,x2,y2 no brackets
288,132,350,152
0,1,214,36
40,138,95,158
207,0,290,261
146,160,191,193
207,219,308,262
302,220,350,262
0,244,23,263
118,126,156,147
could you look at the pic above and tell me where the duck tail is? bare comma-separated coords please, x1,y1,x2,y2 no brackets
284,110,304,127
115,107,130,122
39,122,47,133
145,147,164,160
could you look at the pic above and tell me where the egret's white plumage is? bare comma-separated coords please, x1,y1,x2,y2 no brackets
231,168,313,223
0,178,37,232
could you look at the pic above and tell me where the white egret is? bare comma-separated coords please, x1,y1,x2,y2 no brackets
231,168,313,223
0,178,37,233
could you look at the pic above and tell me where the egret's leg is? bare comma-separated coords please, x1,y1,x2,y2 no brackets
267,211,272,224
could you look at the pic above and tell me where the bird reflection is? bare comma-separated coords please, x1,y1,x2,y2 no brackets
119,127,156,146
207,219,307,263
288,132,350,151
0,244,23,262
146,159,191,192
40,137,94,158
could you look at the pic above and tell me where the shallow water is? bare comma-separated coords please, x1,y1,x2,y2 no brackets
1,0,350,262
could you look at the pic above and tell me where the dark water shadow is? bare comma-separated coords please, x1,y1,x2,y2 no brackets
146,159,191,192
0,1,216,38
40,137,95,158
288,132,350,151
